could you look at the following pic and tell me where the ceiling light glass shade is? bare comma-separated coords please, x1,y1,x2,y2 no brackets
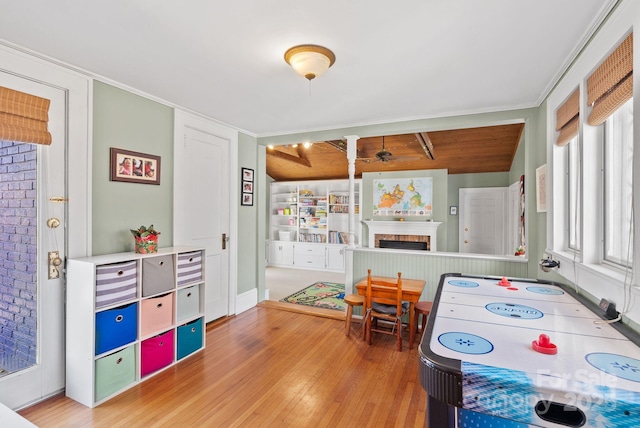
284,45,335,81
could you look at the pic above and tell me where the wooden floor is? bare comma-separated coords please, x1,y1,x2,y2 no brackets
20,306,427,427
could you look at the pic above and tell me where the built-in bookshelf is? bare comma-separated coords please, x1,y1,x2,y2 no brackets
268,179,361,272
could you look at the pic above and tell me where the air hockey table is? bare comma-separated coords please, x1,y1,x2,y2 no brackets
419,273,640,428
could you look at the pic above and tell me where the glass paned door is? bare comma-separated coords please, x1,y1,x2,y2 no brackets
0,141,38,374
0,71,66,409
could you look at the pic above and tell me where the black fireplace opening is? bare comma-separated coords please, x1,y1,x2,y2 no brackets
379,240,429,251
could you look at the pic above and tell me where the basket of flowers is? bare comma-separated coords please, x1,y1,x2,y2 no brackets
131,225,160,254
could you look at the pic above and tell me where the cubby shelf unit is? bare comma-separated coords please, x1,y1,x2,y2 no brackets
66,246,206,408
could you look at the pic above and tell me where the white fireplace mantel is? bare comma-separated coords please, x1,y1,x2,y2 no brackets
362,220,442,251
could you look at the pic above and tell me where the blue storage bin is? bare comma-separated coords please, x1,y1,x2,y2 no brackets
95,302,138,355
176,317,203,360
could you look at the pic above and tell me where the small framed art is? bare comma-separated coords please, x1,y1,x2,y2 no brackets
241,167,254,206
110,148,161,185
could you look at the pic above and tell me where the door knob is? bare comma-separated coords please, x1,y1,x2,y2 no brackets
464,240,469,244
48,251,62,279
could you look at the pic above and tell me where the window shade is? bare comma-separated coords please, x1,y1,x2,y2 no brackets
587,32,633,127
556,88,580,146
0,86,52,145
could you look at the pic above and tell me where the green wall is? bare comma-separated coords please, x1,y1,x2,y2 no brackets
522,107,544,276
92,81,174,255
237,132,259,294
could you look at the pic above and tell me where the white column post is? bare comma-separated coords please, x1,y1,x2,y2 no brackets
345,135,359,248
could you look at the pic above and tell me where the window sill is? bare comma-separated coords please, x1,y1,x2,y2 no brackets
549,249,632,289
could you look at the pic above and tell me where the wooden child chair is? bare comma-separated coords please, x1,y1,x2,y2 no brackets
364,269,408,351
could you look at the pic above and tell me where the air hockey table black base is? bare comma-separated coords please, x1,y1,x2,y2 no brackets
419,273,640,428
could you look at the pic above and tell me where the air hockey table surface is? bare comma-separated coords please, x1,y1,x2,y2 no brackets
419,273,640,428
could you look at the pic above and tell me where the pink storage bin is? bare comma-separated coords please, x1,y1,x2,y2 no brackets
140,329,174,377
140,292,174,337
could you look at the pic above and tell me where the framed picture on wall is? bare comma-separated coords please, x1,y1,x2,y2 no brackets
242,168,254,181
110,148,161,185
241,167,254,206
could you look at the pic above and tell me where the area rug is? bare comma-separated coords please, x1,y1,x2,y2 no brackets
280,282,346,311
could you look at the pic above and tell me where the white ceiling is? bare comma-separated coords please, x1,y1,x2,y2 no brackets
0,1,616,137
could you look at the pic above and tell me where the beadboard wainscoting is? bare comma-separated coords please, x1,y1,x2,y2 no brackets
346,248,529,301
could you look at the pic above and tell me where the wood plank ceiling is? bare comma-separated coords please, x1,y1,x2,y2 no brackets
266,123,524,181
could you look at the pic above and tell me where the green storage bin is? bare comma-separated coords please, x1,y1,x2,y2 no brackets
95,345,136,402
177,284,200,322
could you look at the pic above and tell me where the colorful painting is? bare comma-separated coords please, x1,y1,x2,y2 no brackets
373,177,432,216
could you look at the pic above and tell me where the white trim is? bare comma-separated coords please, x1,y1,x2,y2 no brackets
0,42,91,410
0,37,256,139
533,0,621,107
545,0,640,326
236,288,258,314
0,44,91,259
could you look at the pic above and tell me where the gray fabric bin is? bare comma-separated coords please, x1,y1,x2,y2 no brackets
141,255,175,297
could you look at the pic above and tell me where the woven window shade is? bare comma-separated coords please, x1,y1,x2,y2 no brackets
0,86,52,145
587,32,633,127
556,88,580,146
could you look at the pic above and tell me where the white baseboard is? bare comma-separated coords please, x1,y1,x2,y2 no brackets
236,288,258,314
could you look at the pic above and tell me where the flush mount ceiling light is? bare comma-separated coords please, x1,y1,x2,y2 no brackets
284,44,336,81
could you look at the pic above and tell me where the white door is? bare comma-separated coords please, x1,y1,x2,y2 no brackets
0,73,66,408
459,187,507,255
174,112,235,322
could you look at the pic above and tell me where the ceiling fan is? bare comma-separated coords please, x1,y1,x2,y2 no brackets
375,136,393,162
358,136,413,163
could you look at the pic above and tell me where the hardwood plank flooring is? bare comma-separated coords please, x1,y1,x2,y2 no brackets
20,306,426,427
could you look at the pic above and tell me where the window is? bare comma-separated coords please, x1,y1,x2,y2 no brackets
567,135,581,251
603,98,633,267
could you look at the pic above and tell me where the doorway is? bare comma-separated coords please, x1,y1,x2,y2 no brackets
0,72,66,408
0,43,90,410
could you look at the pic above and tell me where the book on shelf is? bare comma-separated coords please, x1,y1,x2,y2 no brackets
299,232,327,243
329,194,349,205
328,230,349,244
